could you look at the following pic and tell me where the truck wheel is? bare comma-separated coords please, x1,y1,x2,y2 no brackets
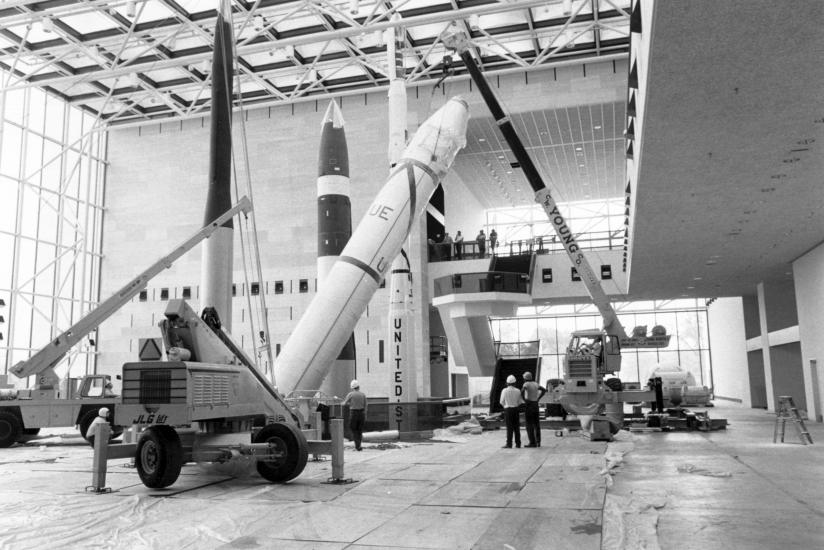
23,428,41,436
253,422,308,483
0,412,22,448
136,426,183,488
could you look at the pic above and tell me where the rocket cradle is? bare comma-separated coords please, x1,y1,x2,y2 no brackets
275,97,469,394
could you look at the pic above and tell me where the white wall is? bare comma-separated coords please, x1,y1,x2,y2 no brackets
794,242,824,422
708,297,751,407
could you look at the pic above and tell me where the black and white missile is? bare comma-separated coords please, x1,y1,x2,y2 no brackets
200,0,235,330
317,99,355,398
275,97,469,394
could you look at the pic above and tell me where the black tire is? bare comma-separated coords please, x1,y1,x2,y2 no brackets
604,377,623,392
0,411,22,448
23,428,41,436
253,422,308,483
135,426,183,488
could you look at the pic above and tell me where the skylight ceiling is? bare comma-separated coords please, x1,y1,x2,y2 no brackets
0,0,632,125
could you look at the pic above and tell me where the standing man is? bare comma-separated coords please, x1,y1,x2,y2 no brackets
521,372,547,447
86,407,111,447
443,232,453,261
343,380,367,451
499,375,524,448
489,229,498,254
454,230,464,260
476,230,486,258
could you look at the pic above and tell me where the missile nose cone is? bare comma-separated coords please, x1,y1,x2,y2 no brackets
321,99,345,129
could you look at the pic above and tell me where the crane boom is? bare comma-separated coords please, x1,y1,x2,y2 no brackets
443,31,627,339
10,196,253,383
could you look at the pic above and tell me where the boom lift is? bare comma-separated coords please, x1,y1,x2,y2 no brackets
443,30,670,421
0,198,251,448
117,297,309,488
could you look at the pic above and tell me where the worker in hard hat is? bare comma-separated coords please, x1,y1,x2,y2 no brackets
521,372,547,448
87,407,111,447
342,380,367,451
499,375,524,448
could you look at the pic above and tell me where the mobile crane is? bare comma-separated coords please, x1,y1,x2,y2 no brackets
443,30,670,423
0,198,251,449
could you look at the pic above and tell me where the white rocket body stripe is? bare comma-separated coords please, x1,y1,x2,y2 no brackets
276,97,469,394
317,174,350,198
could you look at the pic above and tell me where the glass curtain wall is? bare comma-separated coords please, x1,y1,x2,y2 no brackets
0,77,107,384
490,299,713,387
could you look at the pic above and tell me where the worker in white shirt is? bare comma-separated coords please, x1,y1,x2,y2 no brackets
499,375,524,448
86,407,111,447
342,380,367,451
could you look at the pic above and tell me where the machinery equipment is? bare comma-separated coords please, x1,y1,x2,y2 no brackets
443,30,676,426
0,198,252,449
115,298,309,488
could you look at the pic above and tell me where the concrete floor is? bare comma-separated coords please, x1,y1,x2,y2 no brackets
0,404,822,549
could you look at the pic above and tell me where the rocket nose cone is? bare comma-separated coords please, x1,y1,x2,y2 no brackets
321,100,345,129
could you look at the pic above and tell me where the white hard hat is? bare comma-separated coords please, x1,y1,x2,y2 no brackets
506,375,516,384
99,407,109,417
350,380,359,389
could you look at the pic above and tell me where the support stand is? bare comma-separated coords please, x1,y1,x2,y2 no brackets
321,419,355,484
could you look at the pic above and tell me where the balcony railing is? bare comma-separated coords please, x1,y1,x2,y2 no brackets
428,229,624,262
434,271,529,298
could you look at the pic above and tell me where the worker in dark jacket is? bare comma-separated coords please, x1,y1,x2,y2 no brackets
521,372,547,447
342,380,367,451
499,375,524,448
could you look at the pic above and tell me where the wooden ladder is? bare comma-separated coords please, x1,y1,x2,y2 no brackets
773,395,813,445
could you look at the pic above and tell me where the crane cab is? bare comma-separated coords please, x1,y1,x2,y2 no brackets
564,330,622,393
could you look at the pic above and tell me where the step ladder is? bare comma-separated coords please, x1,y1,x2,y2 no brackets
773,395,813,445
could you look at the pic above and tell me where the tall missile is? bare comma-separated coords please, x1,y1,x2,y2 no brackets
317,100,356,398
385,15,417,427
200,0,235,330
275,97,469,394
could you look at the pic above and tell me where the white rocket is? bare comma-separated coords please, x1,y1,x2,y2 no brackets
275,97,469,394
385,15,418,417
